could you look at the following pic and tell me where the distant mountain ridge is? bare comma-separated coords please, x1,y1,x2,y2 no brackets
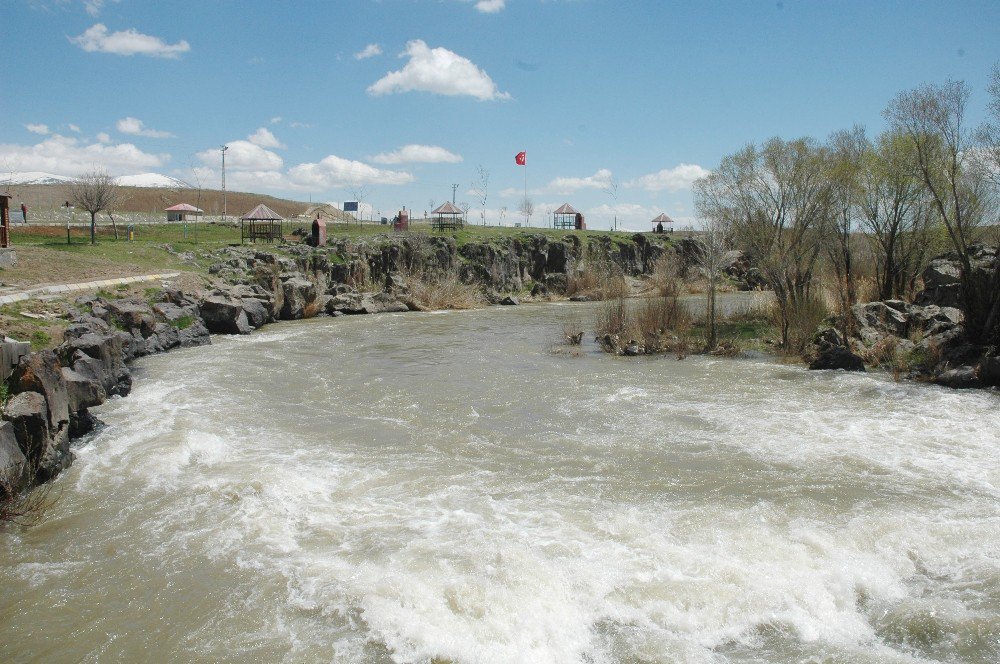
2,171,191,188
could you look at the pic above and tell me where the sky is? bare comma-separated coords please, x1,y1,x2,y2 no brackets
2,0,999,230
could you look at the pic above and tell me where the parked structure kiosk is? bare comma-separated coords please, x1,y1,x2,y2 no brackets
651,213,674,233
553,203,585,230
164,203,204,222
240,203,284,244
431,202,464,231
0,194,15,266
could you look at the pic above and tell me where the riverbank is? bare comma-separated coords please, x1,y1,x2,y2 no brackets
1,230,674,506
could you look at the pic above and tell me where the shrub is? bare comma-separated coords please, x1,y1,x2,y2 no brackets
406,271,484,310
775,295,829,354
169,315,194,330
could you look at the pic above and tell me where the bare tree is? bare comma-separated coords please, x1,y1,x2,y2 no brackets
71,171,125,245
603,175,619,230
519,196,534,226
460,202,470,224
885,79,1000,342
695,138,833,348
351,185,368,225
499,206,507,226
472,165,489,226
693,216,731,350
976,63,1000,188
857,130,935,300
825,126,866,335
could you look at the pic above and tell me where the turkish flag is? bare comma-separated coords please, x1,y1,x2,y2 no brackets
515,151,526,166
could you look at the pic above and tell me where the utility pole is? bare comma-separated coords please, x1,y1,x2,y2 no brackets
220,145,229,222
451,183,459,205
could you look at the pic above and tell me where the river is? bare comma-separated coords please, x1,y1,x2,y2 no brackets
2,302,998,663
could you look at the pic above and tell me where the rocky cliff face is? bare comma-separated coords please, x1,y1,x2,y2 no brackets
809,244,1000,389
2,232,673,495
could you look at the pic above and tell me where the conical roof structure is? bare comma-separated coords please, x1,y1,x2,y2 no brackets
650,213,674,223
553,203,579,215
241,203,284,221
431,202,463,215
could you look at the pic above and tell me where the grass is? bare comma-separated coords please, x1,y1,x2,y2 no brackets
169,315,195,330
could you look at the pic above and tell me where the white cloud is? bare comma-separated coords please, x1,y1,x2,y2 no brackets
67,124,81,133
198,140,283,171
25,123,50,135
474,0,505,13
354,43,383,60
269,116,282,124
0,134,168,176
71,23,191,58
290,122,311,129
546,168,614,194
289,155,414,188
247,127,285,149
96,132,111,143
625,163,711,192
367,40,510,101
83,0,115,17
116,116,174,138
370,144,463,164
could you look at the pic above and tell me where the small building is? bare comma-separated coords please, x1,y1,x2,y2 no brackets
241,203,284,244
651,213,674,233
164,203,204,222
431,202,464,231
0,194,15,266
553,203,585,230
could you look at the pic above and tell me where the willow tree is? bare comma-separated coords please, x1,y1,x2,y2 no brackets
70,170,125,244
695,137,833,348
885,79,1000,343
857,130,935,301
825,126,866,333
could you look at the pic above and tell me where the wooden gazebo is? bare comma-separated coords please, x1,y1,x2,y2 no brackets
553,203,584,230
241,203,284,243
651,213,674,233
164,203,204,222
431,202,464,231
0,194,10,248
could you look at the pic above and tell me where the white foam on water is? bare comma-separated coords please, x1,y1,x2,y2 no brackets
4,308,999,663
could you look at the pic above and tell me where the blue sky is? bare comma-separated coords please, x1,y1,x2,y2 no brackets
2,0,998,229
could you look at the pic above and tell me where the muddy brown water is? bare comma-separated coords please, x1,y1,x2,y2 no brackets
2,300,998,663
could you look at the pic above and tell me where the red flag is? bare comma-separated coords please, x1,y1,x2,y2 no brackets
515,151,526,166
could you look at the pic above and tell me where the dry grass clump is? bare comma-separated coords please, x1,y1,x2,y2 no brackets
595,294,694,355
562,317,584,345
650,252,684,297
776,295,829,354
1,472,58,528
566,259,629,301
406,271,484,310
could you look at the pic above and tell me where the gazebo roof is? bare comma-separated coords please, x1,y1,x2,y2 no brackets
241,203,284,221
431,202,463,215
553,203,579,215
164,203,203,213
650,213,674,223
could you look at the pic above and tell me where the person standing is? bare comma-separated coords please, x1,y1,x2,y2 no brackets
20,202,27,224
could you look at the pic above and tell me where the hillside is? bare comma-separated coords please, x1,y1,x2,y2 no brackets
4,183,316,220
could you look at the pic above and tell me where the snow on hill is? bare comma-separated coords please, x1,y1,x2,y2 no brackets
114,173,191,188
2,171,192,188
2,171,76,185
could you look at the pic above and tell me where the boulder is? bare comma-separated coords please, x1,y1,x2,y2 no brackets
241,298,269,329
915,258,963,308
280,277,316,320
2,391,70,481
851,301,910,344
200,295,252,335
933,366,984,390
499,295,520,306
61,365,107,412
61,333,131,397
977,356,1000,387
0,421,26,491
809,346,866,372
106,299,157,337
362,293,409,314
9,351,69,433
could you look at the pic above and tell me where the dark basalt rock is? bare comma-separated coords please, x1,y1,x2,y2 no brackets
809,346,866,372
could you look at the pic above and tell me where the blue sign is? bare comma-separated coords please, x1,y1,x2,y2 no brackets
343,201,359,212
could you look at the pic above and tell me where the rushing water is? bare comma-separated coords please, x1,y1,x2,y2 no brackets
2,302,999,663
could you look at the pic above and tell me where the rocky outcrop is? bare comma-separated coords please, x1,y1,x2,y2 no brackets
809,346,866,372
